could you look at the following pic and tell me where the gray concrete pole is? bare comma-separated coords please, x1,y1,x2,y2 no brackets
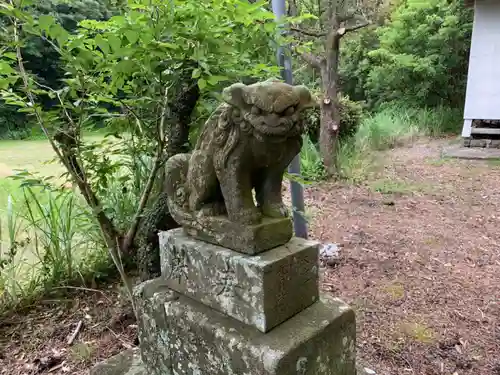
271,0,308,239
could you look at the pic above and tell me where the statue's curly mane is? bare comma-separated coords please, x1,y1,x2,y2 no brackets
195,104,247,168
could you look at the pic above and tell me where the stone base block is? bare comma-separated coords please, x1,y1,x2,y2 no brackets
90,348,146,375
182,216,293,254
442,144,500,160
159,229,319,333
135,280,356,375
134,280,174,375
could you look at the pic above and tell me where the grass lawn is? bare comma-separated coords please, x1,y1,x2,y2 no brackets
0,133,106,201
0,134,105,181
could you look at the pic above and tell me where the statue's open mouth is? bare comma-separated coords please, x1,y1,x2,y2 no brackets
244,113,298,137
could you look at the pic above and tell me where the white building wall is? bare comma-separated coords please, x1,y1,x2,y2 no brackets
462,0,500,137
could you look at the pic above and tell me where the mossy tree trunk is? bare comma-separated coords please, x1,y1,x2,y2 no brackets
136,62,200,281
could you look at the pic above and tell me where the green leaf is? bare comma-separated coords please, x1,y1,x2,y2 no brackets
115,60,135,74
95,35,109,55
0,79,9,90
197,78,207,90
284,172,313,185
157,42,179,49
107,35,122,53
192,68,201,79
208,75,228,85
264,22,276,33
0,61,16,75
49,24,69,46
125,30,140,45
2,52,16,60
38,15,55,32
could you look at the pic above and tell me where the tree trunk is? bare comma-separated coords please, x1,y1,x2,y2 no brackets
319,43,341,176
287,0,298,16
291,1,371,176
319,96,341,176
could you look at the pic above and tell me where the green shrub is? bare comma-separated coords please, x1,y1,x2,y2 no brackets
303,94,365,143
365,0,473,109
100,153,159,233
0,102,32,140
338,95,366,139
339,27,379,102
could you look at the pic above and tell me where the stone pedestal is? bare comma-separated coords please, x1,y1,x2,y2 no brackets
159,229,319,332
132,229,356,375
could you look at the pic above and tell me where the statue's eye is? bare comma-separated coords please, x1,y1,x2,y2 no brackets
251,106,261,115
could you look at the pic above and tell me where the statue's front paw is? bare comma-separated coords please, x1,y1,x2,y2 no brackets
261,203,289,218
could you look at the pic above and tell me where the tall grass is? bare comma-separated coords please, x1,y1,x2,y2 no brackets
0,195,41,309
297,104,461,183
0,183,108,315
21,186,102,288
0,149,159,315
300,135,326,181
336,104,462,181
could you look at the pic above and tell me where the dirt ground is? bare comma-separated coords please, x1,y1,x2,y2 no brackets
1,138,499,375
0,283,137,375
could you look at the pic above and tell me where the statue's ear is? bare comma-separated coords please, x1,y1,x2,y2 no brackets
294,85,319,111
222,83,247,108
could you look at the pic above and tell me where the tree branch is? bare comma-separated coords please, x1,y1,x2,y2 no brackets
11,23,65,172
121,86,169,253
8,2,122,252
300,51,324,70
291,45,323,70
337,20,371,37
290,26,326,38
338,10,356,23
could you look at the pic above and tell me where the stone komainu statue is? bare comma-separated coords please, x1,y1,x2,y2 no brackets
164,79,315,249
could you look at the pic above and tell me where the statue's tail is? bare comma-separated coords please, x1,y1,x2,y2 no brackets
164,153,194,227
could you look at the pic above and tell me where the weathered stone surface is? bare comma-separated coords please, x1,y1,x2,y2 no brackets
137,286,355,375
90,348,146,375
471,139,488,148
134,279,175,375
183,216,293,254
159,228,319,333
467,138,500,149
164,79,316,251
442,144,500,159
